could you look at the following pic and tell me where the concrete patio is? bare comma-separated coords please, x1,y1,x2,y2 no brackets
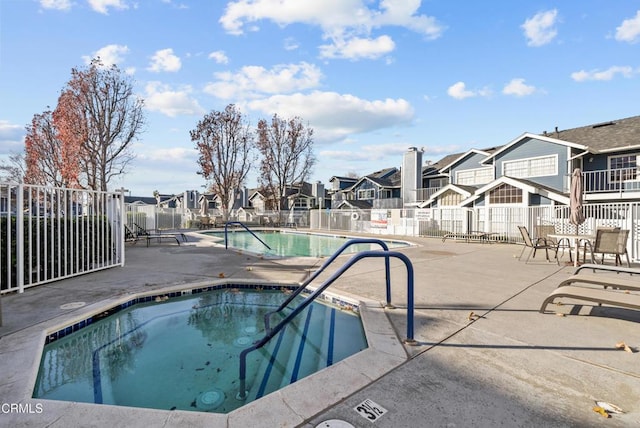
1,231,638,427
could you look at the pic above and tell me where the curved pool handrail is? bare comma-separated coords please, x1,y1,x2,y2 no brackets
237,249,415,401
263,238,391,332
224,221,272,251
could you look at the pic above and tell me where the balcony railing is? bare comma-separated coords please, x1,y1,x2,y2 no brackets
415,186,442,202
566,168,640,194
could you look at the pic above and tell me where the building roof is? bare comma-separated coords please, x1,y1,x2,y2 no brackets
541,115,640,152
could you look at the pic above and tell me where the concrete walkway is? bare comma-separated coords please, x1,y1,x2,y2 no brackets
1,230,639,427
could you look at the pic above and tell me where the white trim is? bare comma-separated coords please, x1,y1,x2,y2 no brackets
455,166,494,185
481,132,588,165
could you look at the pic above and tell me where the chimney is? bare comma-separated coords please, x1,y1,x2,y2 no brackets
402,147,422,206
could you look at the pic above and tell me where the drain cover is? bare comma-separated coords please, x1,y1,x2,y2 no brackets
315,420,355,428
60,302,86,310
196,389,225,410
233,336,252,347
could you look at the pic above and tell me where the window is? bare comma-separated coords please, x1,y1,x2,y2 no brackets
357,189,375,200
609,154,638,182
439,190,462,206
489,184,522,204
379,189,393,199
428,177,447,188
502,155,557,178
455,167,493,185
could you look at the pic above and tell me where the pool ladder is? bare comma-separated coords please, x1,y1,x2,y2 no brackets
236,238,416,401
223,221,272,251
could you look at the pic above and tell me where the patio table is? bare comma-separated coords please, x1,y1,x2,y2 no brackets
548,233,595,267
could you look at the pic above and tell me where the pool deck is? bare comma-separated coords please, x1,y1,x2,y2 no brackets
1,230,639,427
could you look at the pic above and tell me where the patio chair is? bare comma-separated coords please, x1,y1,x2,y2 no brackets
583,228,630,267
199,216,211,229
517,226,559,264
534,225,572,262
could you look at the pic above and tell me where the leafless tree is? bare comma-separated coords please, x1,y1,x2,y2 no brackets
256,114,315,211
0,152,27,183
53,57,146,191
191,104,255,220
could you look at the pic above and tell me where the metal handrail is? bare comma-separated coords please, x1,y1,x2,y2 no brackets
237,249,415,400
224,221,272,251
263,238,391,332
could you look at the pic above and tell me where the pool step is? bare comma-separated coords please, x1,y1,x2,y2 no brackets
248,304,334,400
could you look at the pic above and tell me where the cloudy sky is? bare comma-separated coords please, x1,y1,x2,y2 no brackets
1,1,639,196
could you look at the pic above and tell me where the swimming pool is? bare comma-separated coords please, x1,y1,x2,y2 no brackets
33,284,367,414
203,230,409,257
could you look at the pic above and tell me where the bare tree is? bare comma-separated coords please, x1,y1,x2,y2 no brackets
0,152,27,183
256,114,315,211
53,57,146,191
191,104,254,220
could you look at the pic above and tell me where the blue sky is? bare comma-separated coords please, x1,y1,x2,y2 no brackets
1,1,639,197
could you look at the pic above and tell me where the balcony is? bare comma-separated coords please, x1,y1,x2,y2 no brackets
415,186,442,202
566,168,640,195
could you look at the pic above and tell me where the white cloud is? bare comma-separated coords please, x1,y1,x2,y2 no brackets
143,82,206,117
203,62,323,99
502,78,536,97
82,44,129,66
615,11,640,43
571,66,635,82
0,120,25,154
148,48,182,73
521,9,558,47
284,37,299,51
39,0,72,11
219,0,444,60
87,0,129,14
208,50,229,64
319,35,395,60
447,82,492,100
247,91,414,143
140,147,198,164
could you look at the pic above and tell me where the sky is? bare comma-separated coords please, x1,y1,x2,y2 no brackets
1,1,639,197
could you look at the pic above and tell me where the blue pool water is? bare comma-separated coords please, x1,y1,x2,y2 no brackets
33,286,367,413
204,230,409,257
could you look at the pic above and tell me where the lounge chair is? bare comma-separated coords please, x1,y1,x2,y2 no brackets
556,264,640,292
442,231,495,243
132,223,186,247
539,286,640,314
539,263,640,314
517,226,559,264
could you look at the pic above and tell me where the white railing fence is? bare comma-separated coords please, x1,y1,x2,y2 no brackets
1,183,125,294
309,202,639,262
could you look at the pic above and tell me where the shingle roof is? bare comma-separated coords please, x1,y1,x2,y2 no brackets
541,115,640,152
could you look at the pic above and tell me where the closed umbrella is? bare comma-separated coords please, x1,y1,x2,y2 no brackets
569,168,585,230
199,196,209,217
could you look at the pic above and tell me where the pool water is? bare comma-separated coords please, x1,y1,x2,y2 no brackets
33,288,367,414
205,230,408,257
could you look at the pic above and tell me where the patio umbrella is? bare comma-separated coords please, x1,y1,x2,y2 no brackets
569,168,585,230
199,196,209,217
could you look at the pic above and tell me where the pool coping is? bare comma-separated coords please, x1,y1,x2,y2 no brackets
3,278,409,427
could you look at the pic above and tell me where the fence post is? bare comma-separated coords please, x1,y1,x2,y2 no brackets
16,184,24,293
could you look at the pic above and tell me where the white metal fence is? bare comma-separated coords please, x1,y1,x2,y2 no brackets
309,202,639,262
1,183,125,294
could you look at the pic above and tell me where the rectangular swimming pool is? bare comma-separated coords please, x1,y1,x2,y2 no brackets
202,230,410,257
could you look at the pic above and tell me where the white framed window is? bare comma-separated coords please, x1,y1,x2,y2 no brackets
502,154,557,178
608,153,638,182
429,177,448,188
357,189,375,200
455,167,493,185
